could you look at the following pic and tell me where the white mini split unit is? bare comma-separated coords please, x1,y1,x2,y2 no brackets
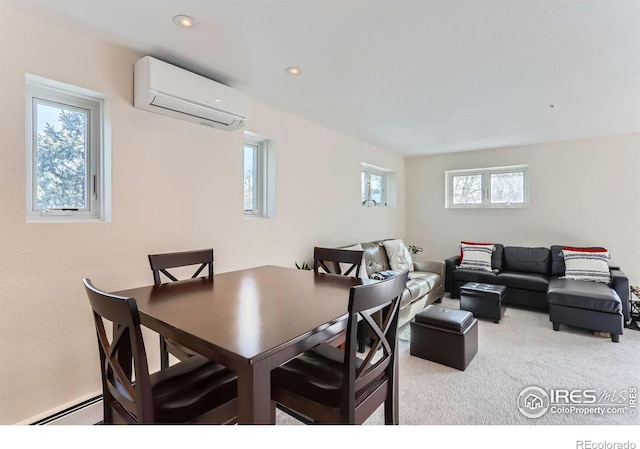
134,56,248,131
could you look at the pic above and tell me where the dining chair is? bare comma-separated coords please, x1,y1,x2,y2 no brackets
148,248,214,369
313,247,363,278
270,270,408,424
313,246,366,350
82,278,237,424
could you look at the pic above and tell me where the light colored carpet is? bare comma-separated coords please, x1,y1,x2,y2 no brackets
276,295,640,426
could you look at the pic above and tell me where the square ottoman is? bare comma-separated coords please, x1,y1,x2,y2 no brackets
460,282,507,323
409,305,478,371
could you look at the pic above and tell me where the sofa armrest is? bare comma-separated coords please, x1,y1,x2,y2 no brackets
444,255,461,293
610,269,630,324
413,260,445,278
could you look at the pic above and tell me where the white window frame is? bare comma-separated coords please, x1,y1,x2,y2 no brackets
244,132,273,218
445,165,529,209
361,163,395,207
25,74,111,222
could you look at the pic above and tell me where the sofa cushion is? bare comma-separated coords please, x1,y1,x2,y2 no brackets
496,272,550,292
562,247,611,284
502,247,550,275
491,244,504,271
459,242,494,271
407,278,430,300
548,278,622,314
411,271,441,292
383,239,413,272
453,268,498,284
400,287,414,310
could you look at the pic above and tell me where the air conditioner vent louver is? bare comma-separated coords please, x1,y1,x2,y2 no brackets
134,56,248,131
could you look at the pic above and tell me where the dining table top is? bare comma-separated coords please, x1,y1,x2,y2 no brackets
112,264,373,364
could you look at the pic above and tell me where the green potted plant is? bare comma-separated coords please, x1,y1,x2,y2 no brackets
295,261,311,270
407,244,423,256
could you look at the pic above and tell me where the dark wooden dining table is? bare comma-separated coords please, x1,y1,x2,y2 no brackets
112,264,373,424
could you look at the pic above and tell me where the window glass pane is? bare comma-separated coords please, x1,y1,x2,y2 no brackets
35,101,88,209
243,145,256,212
361,171,368,204
490,172,524,204
370,173,384,204
452,174,482,204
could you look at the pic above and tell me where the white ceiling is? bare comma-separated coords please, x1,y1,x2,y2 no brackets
4,0,640,156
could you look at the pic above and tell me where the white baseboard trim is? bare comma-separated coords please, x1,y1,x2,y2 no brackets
19,393,103,425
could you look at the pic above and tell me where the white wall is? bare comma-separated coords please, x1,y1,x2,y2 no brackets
0,6,405,424
406,134,640,285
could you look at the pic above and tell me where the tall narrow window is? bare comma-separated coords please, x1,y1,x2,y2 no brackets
244,142,259,214
244,133,270,217
445,165,528,208
26,75,110,221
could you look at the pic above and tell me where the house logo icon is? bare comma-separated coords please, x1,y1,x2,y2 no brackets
517,386,550,418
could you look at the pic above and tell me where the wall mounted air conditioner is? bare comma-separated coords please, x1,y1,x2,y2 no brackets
134,56,248,131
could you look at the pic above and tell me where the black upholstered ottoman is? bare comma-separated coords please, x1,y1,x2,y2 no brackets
410,305,478,371
460,282,507,323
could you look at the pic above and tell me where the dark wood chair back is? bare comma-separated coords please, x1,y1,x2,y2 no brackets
148,248,214,286
313,247,363,278
271,270,408,424
83,278,155,423
147,249,214,368
83,278,238,424
342,270,408,422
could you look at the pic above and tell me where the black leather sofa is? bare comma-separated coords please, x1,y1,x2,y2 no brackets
445,245,630,342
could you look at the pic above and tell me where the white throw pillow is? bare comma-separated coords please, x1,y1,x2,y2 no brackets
340,244,368,279
458,242,494,272
382,239,413,272
562,247,611,284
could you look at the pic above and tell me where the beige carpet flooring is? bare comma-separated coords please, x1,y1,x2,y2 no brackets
276,295,640,427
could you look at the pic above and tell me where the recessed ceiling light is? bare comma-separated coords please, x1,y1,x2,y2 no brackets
173,15,197,29
285,66,301,75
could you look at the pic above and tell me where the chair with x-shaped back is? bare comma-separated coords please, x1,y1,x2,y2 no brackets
313,247,363,278
271,271,408,424
148,248,214,369
83,278,237,424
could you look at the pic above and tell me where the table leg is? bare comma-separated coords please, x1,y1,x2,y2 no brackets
236,359,273,424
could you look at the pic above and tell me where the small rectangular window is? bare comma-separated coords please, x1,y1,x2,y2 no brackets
445,165,528,208
244,133,273,218
26,75,110,221
362,163,394,207
244,142,260,214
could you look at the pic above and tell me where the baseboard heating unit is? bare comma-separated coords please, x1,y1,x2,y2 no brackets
28,395,102,425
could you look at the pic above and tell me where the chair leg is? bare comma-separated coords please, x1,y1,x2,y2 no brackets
552,322,560,331
160,335,169,369
357,321,366,352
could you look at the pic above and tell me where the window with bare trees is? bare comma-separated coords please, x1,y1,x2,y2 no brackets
445,165,528,208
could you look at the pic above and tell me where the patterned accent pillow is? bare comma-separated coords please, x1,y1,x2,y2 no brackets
383,239,413,272
458,242,494,271
562,247,611,284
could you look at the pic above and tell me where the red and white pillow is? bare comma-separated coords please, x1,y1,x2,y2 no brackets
458,241,494,272
562,247,611,284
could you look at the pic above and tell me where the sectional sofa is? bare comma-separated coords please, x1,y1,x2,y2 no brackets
445,244,630,342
